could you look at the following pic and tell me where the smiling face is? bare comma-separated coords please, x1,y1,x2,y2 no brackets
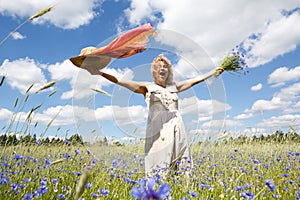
151,54,173,87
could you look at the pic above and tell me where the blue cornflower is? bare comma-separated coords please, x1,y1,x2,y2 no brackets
64,139,70,145
124,177,137,184
2,162,10,167
91,158,97,163
23,178,31,183
10,183,18,191
241,168,247,173
198,183,210,189
45,158,51,165
14,154,23,160
282,173,289,177
272,194,281,199
244,183,252,189
253,159,260,164
0,177,9,184
236,186,243,191
87,150,91,155
265,179,276,193
76,171,82,176
51,178,58,184
276,156,281,162
112,159,119,167
23,193,33,200
64,153,72,159
99,189,109,197
240,190,254,200
187,190,198,198
57,194,65,199
37,180,48,196
75,149,80,155
264,164,269,169
85,182,93,189
19,184,25,189
131,178,171,200
92,192,99,198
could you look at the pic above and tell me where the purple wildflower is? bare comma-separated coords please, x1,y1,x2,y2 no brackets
45,158,51,165
240,190,254,200
236,186,243,191
92,192,99,198
57,194,65,199
23,193,33,200
51,178,58,184
131,178,171,200
99,189,109,197
14,154,23,161
187,190,198,198
265,179,276,193
75,149,80,155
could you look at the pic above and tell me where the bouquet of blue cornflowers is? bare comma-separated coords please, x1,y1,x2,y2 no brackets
215,46,248,76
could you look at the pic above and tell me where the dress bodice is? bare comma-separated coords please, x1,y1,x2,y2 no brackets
145,83,179,111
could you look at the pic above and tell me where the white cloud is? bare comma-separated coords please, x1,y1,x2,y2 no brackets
257,114,300,128
0,0,102,29
180,96,231,116
48,59,134,100
268,66,300,87
234,113,253,120
245,12,300,67
274,82,300,101
251,83,262,91
11,32,26,40
124,0,300,67
245,81,300,115
0,58,47,94
124,1,153,25
202,119,242,129
251,97,291,112
0,103,147,127
0,108,13,120
95,105,147,126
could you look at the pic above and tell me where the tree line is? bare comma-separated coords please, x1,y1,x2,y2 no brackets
0,133,83,146
222,130,300,145
0,130,299,146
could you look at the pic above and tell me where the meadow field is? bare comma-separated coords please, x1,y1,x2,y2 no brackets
0,140,299,200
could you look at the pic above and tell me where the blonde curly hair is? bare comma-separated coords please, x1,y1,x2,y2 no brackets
151,54,174,85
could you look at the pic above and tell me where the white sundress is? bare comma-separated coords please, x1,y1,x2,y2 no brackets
144,83,191,173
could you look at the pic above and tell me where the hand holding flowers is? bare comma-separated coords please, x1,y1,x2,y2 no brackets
214,46,248,77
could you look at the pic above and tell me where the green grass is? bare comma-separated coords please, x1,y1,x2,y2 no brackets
0,142,299,199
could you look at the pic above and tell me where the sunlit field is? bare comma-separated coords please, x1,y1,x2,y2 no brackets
0,77,299,199
0,140,299,200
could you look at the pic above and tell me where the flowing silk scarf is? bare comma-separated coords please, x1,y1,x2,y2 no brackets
70,23,155,75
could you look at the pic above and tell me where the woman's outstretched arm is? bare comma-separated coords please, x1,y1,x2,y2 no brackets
99,71,148,96
176,67,224,92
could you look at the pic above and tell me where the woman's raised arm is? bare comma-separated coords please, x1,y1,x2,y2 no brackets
99,71,148,96
175,67,224,92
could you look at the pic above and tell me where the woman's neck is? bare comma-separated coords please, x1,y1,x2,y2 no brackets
155,82,166,88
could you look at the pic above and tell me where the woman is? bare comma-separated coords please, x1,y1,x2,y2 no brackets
96,54,224,173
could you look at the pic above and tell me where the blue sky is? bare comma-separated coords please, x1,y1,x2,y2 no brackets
1,0,300,143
